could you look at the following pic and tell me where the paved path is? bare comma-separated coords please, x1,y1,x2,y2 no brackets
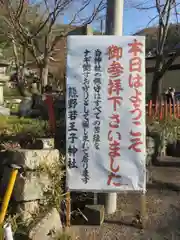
72,160,180,239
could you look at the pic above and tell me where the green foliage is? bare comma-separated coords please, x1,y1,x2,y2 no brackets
147,117,180,156
53,227,80,240
147,117,180,135
53,230,75,240
0,225,4,240
37,156,65,210
4,87,21,97
0,145,65,239
5,103,19,113
0,214,21,240
8,155,66,239
0,116,50,137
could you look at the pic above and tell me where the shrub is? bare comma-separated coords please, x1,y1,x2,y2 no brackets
147,117,180,139
3,86,21,98
0,116,50,137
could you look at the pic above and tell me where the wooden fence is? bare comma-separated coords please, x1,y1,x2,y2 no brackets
46,95,180,128
146,99,180,119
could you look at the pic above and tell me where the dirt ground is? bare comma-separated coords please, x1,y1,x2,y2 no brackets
72,159,180,240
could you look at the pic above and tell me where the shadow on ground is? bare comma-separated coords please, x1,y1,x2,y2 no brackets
101,203,180,239
155,161,180,167
147,179,180,191
145,204,180,239
104,218,136,228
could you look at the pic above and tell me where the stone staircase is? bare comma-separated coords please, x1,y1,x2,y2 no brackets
0,138,62,239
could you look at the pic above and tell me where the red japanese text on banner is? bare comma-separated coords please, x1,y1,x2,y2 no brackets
66,36,146,192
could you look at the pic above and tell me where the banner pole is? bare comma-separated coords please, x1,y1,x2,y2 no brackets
140,193,146,229
105,0,124,214
66,191,71,227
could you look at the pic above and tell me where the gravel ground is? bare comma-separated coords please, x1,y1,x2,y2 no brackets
71,164,180,240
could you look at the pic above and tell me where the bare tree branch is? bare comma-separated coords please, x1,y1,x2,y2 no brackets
134,0,180,101
0,0,106,89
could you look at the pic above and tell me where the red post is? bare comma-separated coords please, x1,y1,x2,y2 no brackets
45,94,56,134
169,99,172,118
148,100,152,117
165,100,168,119
173,100,176,118
178,101,180,118
155,100,158,117
159,99,163,120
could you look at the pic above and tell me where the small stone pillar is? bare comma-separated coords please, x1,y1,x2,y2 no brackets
86,24,93,35
0,76,9,105
0,80,5,105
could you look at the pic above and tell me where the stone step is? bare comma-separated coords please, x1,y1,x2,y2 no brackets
71,205,104,226
157,156,180,162
16,201,39,222
19,138,55,150
0,149,60,201
150,166,180,189
29,208,62,240
3,149,59,170
33,138,54,149
1,167,50,201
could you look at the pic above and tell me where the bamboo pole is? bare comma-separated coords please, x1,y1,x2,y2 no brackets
0,166,19,225
66,192,71,227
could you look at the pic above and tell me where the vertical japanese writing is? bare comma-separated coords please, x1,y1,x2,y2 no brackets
67,87,78,169
81,49,91,184
93,49,102,150
107,45,124,187
128,39,144,152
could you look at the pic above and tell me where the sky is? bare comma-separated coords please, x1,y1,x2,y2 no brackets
123,7,157,35
42,0,180,35
61,0,159,35
123,1,180,35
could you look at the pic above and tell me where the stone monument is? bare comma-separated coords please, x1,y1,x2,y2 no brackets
0,75,10,115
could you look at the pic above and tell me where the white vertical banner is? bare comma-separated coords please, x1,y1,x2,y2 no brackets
66,36,146,192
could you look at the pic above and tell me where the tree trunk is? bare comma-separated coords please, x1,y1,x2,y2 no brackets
12,39,28,97
151,73,162,103
39,60,49,92
20,44,26,84
151,52,164,103
42,65,48,87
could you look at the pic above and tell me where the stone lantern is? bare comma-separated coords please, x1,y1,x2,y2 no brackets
0,75,9,105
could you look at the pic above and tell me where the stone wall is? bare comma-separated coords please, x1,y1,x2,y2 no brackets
0,139,60,221
146,136,156,166
146,130,168,165
146,126,180,162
